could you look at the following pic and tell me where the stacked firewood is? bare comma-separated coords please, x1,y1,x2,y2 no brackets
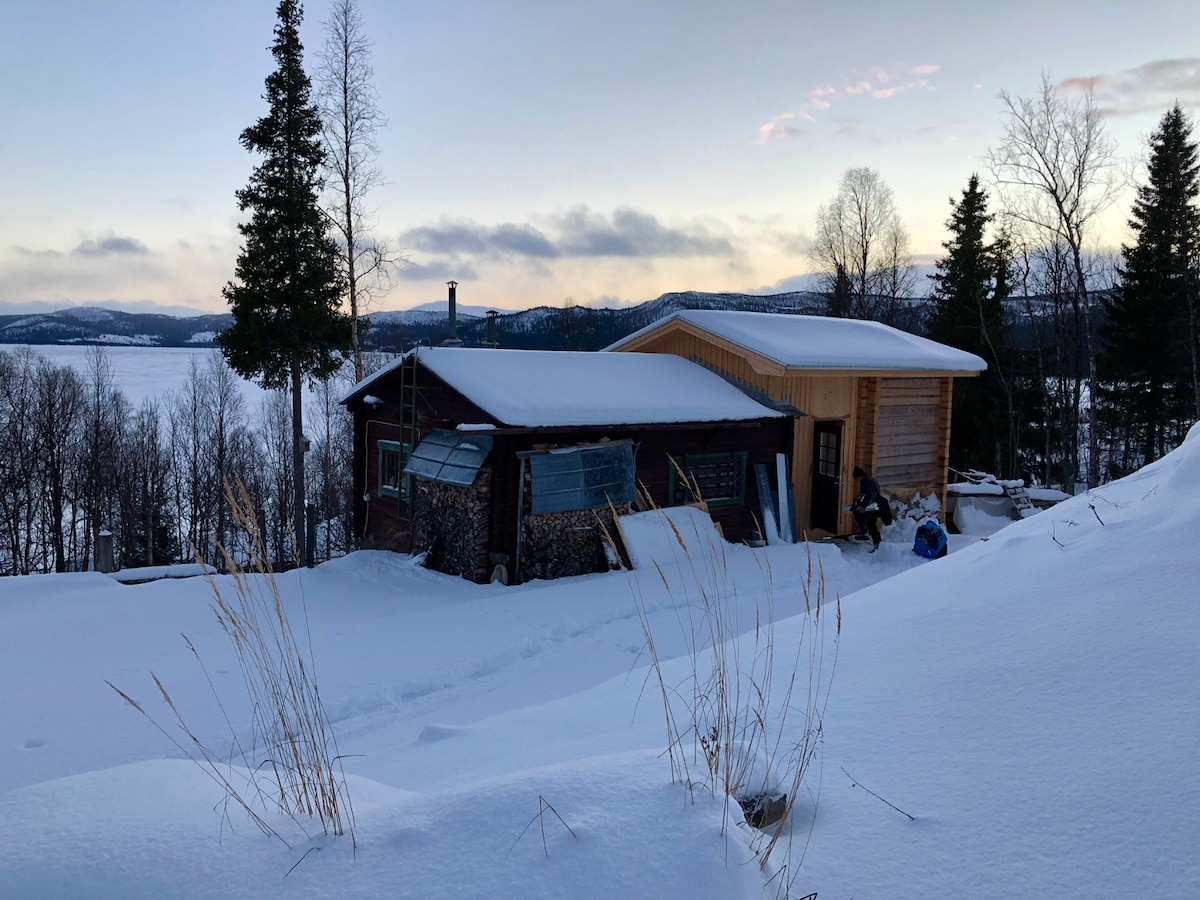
521,503,630,581
414,470,491,580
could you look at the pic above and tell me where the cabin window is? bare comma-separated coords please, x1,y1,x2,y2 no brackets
377,440,412,500
668,451,748,508
816,428,839,478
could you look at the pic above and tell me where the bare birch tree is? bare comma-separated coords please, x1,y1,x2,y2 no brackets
811,167,915,323
0,349,39,574
32,360,85,572
987,73,1120,486
317,0,405,382
78,347,127,570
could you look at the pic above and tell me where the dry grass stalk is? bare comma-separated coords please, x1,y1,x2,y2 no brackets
508,795,578,858
107,477,355,849
623,490,839,898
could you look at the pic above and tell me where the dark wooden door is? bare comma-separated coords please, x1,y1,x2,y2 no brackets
810,420,843,533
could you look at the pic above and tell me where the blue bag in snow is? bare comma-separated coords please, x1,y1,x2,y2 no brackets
913,520,948,559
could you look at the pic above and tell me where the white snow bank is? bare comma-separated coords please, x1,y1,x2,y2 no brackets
795,431,1200,898
951,494,1015,536
617,505,730,572
107,563,214,583
1,431,1198,898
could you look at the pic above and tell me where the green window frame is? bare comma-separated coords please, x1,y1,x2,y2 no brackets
378,439,413,500
668,451,749,508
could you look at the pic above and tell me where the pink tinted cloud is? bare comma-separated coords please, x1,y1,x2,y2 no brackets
756,63,941,141
756,111,806,143
1059,75,1102,93
1054,59,1200,117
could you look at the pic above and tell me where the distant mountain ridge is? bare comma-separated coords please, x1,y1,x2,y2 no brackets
0,307,234,348
0,291,834,351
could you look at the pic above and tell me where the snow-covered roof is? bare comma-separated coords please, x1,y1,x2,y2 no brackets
343,347,784,427
607,309,987,373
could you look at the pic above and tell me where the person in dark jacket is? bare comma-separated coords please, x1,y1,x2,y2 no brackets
851,465,883,551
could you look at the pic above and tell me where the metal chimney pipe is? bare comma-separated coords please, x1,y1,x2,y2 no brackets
442,280,463,347
483,309,500,348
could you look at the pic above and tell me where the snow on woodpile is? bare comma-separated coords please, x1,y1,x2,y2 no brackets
610,309,988,372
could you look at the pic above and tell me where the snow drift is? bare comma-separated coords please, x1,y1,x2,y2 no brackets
1,424,1197,897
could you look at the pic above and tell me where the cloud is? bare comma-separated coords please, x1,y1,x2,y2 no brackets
756,65,940,142
0,232,233,310
1058,58,1200,117
757,114,804,143
396,259,479,282
402,207,733,263
557,207,731,257
489,223,559,258
750,272,825,294
0,299,212,317
404,221,556,258
72,235,151,257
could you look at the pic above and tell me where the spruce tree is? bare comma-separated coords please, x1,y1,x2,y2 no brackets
828,263,853,318
218,0,350,566
928,175,1013,473
1098,104,1200,472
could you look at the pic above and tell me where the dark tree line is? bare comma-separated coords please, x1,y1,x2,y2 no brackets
926,174,1090,488
0,347,356,576
925,104,1200,488
927,175,1015,475
1097,104,1200,477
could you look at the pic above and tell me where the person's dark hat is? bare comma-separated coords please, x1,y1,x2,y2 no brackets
852,466,865,479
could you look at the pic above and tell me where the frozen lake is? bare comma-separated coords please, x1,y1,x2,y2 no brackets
2,344,348,411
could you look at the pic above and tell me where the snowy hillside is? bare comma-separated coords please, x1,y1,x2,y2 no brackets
0,308,233,347
1,425,1197,898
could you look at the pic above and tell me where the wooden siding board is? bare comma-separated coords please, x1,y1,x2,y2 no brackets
871,375,955,519
611,325,964,535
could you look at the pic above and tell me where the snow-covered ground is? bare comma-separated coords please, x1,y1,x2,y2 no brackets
2,425,1197,898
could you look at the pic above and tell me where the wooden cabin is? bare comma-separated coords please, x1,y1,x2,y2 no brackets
342,347,789,583
607,310,986,537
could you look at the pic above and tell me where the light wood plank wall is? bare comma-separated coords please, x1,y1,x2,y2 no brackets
620,331,956,532
869,377,953,511
783,373,858,536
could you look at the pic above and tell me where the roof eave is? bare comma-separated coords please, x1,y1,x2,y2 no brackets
781,366,985,377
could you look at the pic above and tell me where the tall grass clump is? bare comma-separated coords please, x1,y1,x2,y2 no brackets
108,479,354,849
614,467,839,897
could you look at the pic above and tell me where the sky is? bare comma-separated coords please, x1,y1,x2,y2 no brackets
2,1,1199,317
